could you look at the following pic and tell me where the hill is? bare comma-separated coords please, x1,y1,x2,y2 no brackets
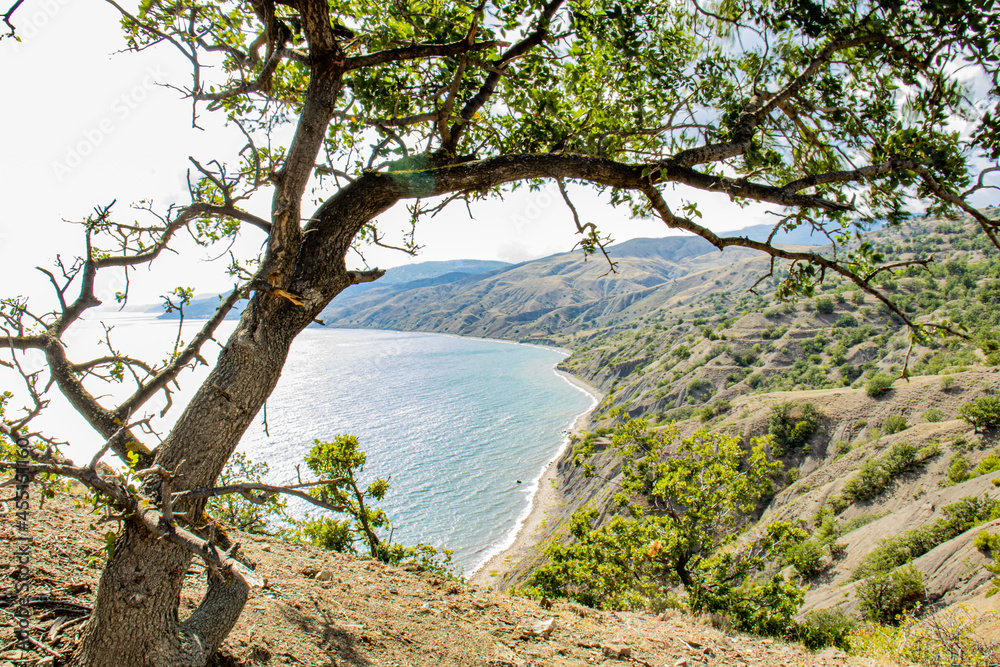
0,490,881,667
148,259,510,320
313,217,843,339
455,211,1000,661
87,210,1000,663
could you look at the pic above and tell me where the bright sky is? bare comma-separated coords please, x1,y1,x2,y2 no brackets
1,1,997,459
0,0,783,311
0,1,778,456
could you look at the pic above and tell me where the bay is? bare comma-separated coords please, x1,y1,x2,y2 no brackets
238,328,596,575
4,315,595,576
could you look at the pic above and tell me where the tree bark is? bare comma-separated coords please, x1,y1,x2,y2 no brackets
68,168,400,665
69,294,303,666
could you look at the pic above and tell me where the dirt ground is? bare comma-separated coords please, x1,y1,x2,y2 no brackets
1,490,896,667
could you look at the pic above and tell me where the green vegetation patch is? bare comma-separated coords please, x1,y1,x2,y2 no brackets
851,496,999,582
959,396,1000,433
826,442,938,513
768,401,824,457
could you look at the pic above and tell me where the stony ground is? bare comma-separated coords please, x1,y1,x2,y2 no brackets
0,491,897,667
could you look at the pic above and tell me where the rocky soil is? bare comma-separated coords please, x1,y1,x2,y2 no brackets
1,492,893,667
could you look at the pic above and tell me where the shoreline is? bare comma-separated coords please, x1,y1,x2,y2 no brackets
469,369,602,589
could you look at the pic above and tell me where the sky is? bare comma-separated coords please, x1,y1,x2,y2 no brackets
1,0,998,458
0,0,783,313
0,0,776,457
2,2,997,312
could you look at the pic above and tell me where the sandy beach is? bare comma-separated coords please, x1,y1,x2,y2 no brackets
469,369,602,589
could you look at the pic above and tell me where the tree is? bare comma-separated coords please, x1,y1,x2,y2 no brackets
959,396,1000,433
290,437,458,576
866,373,895,397
527,419,806,635
857,564,925,624
1,0,999,664
207,452,294,535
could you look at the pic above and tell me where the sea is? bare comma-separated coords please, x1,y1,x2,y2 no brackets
6,315,596,576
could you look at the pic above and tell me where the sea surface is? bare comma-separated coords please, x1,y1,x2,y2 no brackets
8,315,595,575
238,328,596,575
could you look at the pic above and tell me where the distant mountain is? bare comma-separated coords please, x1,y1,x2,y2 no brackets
722,221,862,246
150,259,510,319
366,259,511,284
151,220,840,323
315,232,764,338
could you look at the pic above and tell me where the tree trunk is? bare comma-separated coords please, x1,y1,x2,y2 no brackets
69,292,315,666
68,167,402,667
60,149,649,665
68,526,249,667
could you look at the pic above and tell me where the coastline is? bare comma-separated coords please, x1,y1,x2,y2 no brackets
469,369,602,589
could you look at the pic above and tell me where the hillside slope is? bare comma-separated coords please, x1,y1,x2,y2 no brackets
489,366,1000,636
0,491,884,667
317,236,756,338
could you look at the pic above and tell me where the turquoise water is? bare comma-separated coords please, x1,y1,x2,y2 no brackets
5,315,595,576
237,328,596,575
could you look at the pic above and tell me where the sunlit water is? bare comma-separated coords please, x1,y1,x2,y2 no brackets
5,314,595,575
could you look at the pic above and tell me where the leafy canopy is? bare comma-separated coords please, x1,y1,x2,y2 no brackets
297,435,457,577
526,419,800,635
106,0,1000,302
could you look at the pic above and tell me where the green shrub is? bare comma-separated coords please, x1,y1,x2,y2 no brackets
866,374,894,398
852,528,935,582
945,454,971,486
528,420,787,616
922,408,944,423
296,436,457,578
974,529,1000,554
840,443,920,503
797,608,856,651
0,392,17,462
941,375,955,391
857,565,925,624
974,453,1000,478
768,401,824,456
849,606,1000,665
834,313,858,328
786,539,825,579
815,296,835,314
959,396,1000,433
882,414,908,435
208,452,294,536
839,362,861,382
917,443,942,460
852,496,999,582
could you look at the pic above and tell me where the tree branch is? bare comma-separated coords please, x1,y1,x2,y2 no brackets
115,286,246,420
173,480,346,513
669,32,884,168
347,269,386,285
344,37,502,71
0,0,24,39
637,183,964,343
443,0,564,153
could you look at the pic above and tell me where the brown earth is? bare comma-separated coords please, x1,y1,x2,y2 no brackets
485,368,1000,645
1,491,893,667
